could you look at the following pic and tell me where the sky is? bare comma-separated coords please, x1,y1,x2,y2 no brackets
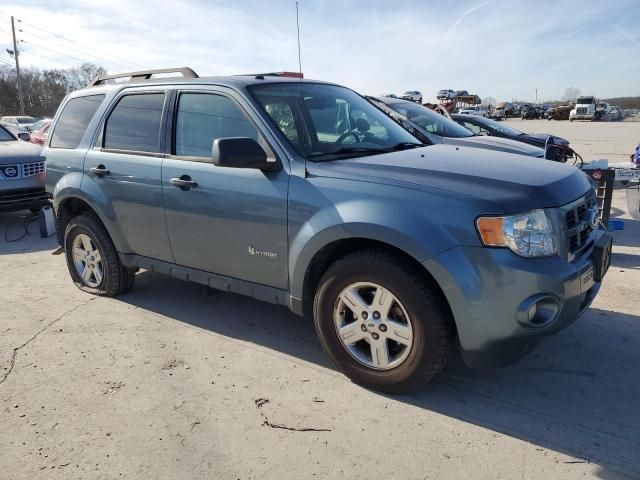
0,0,639,103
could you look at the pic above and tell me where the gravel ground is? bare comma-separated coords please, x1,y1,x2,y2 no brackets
0,122,638,479
503,118,638,163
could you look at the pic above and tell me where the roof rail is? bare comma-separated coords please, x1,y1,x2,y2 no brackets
89,67,199,87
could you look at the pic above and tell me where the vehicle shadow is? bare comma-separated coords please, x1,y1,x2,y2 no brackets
118,271,640,480
0,211,58,254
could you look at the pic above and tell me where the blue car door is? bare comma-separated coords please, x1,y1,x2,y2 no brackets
161,89,289,289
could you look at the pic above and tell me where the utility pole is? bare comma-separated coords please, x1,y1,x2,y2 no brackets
11,16,25,115
535,89,538,105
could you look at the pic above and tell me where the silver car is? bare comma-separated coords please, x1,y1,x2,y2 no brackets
0,124,49,213
369,97,544,158
1,116,39,132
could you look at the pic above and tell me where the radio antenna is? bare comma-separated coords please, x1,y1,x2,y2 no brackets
296,2,303,76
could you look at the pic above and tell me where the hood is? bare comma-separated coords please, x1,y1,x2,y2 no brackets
0,140,43,165
521,133,570,147
442,135,544,157
307,144,591,213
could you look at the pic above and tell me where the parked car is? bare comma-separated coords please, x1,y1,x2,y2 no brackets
401,90,422,103
30,120,52,146
29,118,52,133
458,105,488,117
545,104,573,121
521,105,540,119
45,69,611,393
369,96,544,157
0,124,48,213
451,114,573,162
494,102,513,120
437,89,456,100
0,116,39,132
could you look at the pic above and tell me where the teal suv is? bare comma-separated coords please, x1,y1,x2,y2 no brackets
44,69,612,393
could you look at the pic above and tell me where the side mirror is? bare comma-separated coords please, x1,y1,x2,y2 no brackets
18,132,31,142
211,137,280,172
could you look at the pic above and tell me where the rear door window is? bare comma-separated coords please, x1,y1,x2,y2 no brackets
49,94,105,149
103,93,166,153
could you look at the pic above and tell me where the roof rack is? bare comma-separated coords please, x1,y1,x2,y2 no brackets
238,71,304,79
89,67,199,87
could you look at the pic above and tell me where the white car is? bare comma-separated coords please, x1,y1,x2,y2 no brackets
0,116,38,132
458,106,487,117
401,91,422,103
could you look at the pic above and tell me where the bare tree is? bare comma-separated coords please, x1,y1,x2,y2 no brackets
0,63,106,117
482,97,497,107
66,63,108,89
561,87,581,103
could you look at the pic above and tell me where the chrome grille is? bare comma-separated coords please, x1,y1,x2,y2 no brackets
565,191,598,256
576,107,587,115
22,161,46,177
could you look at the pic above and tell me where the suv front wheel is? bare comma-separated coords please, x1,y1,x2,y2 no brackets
64,214,136,296
313,250,454,393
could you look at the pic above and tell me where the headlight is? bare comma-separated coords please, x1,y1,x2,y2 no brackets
476,209,558,257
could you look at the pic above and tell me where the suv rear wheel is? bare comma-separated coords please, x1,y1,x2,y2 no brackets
313,250,454,393
64,214,136,296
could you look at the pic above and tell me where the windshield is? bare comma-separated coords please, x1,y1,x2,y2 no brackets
471,116,523,136
577,97,595,105
387,102,473,138
17,117,36,124
31,120,46,131
250,83,421,161
0,125,16,141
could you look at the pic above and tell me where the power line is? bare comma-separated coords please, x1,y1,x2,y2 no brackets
19,47,78,69
18,26,139,71
20,38,102,65
17,18,145,70
1,10,145,71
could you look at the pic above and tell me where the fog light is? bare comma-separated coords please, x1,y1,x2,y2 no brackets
516,294,561,328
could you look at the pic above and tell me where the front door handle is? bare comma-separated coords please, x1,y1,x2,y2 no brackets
90,165,110,177
170,175,198,190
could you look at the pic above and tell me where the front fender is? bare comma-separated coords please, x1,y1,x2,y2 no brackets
288,196,466,301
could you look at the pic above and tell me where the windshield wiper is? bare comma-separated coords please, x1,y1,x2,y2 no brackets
381,142,424,151
308,142,423,161
307,147,381,159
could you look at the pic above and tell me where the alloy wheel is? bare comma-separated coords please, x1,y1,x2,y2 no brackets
333,282,414,370
72,233,103,288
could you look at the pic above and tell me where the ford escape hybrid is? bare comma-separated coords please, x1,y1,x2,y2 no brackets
45,68,612,393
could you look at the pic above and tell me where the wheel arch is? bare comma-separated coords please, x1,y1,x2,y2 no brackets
296,236,456,338
56,193,126,252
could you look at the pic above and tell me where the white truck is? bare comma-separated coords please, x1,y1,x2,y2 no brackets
458,105,487,117
569,96,597,121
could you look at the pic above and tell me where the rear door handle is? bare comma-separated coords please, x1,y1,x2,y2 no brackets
90,165,110,177
170,175,198,190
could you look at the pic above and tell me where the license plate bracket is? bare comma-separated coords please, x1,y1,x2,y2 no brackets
592,234,612,282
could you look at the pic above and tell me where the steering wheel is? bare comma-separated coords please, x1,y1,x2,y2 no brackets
336,131,360,144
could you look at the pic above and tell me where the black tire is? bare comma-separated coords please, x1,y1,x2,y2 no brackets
64,214,136,296
313,250,454,394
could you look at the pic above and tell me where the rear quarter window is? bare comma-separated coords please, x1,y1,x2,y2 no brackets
50,94,106,149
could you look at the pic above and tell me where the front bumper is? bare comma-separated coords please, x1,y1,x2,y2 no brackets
0,187,50,212
424,231,610,368
0,170,49,213
570,114,594,120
